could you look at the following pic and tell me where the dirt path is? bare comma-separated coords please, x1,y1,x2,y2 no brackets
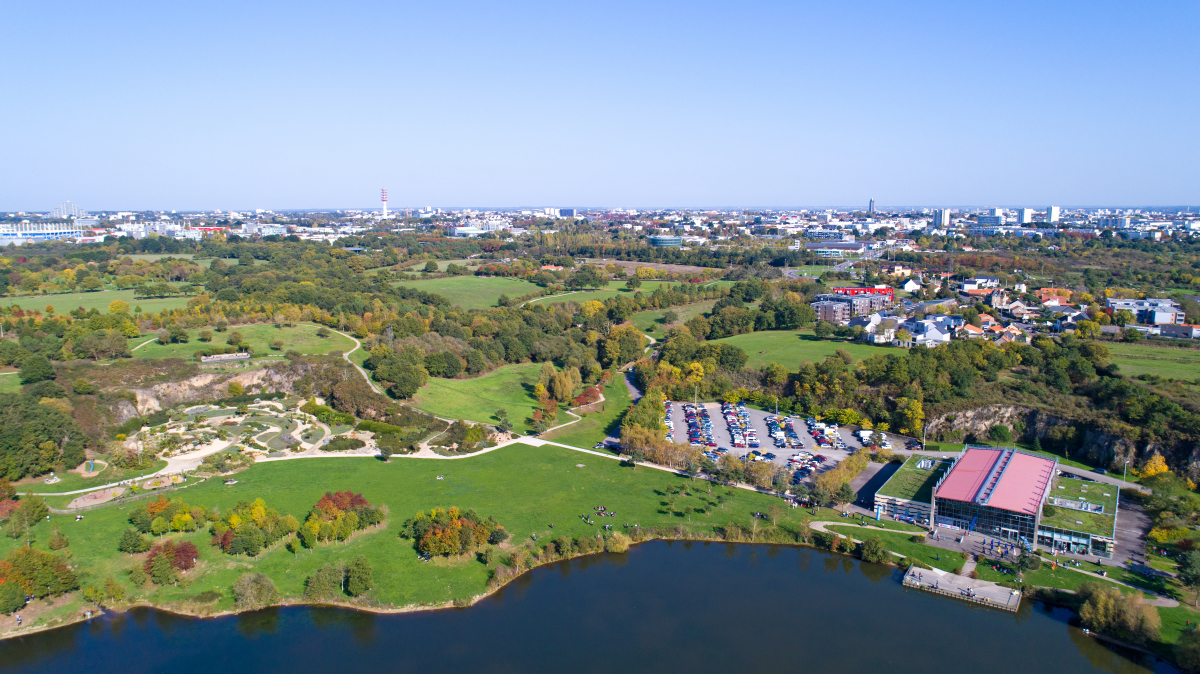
332,328,385,396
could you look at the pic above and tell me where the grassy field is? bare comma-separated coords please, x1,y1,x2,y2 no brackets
713,330,892,370
127,323,357,360
400,259,477,272
541,375,632,448
127,254,195,262
411,362,542,431
394,276,543,310
0,444,814,620
1106,342,1200,381
0,373,20,393
3,289,195,315
630,300,716,334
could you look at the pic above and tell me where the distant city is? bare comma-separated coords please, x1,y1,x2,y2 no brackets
2,199,1197,249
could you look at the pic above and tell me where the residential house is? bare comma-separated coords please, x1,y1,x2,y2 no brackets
850,313,899,344
896,319,952,348
958,324,986,338
1036,288,1073,305
901,278,921,293
881,264,912,278
962,276,1001,291
1161,324,1200,339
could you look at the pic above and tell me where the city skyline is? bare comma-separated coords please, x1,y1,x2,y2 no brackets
3,1,1197,210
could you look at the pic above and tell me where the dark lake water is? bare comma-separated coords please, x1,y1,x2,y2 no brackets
0,541,1176,673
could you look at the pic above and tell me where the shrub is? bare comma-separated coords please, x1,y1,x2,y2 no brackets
909,535,925,544
325,437,366,452
859,536,890,564
604,532,632,553
233,573,279,610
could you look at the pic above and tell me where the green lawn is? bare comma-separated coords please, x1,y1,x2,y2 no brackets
0,373,20,393
528,287,634,305
713,330,893,370
394,276,544,310
401,259,477,272
630,300,716,334
0,444,810,619
127,254,195,262
128,323,357,360
541,375,632,448
1106,343,1200,381
411,362,543,431
3,289,194,315
827,526,966,572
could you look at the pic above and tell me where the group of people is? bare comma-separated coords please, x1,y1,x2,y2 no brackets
580,507,618,526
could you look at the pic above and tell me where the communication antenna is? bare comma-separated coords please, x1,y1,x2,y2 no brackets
381,188,388,218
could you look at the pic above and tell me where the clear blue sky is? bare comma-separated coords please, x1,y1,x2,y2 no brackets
3,0,1197,211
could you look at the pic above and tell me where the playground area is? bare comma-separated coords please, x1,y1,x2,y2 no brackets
66,487,126,509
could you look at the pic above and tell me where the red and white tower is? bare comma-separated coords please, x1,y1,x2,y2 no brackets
381,188,388,218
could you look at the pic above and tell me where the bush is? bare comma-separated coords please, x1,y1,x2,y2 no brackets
324,437,366,452
233,573,279,610
357,420,406,436
604,532,632,553
860,536,890,564
909,535,925,543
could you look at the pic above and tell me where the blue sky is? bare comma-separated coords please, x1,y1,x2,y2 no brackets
2,0,1197,211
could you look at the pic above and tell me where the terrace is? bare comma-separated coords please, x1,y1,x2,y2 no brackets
877,455,953,503
1040,476,1118,538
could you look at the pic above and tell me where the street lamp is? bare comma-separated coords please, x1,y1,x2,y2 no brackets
1123,459,1130,485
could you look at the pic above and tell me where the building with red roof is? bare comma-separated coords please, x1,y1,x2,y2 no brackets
932,445,1056,547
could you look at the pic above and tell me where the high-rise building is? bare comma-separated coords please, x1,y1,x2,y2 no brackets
990,208,1003,217
933,209,953,228
1047,206,1061,223
1017,208,1034,224
868,199,876,214
52,201,82,219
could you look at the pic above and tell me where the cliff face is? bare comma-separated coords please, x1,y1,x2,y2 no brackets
926,403,1191,477
926,405,1072,441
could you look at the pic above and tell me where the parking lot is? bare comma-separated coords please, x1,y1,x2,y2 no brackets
666,401,915,486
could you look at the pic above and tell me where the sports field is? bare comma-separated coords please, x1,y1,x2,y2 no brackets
410,362,543,430
394,276,543,310
3,289,195,315
713,330,891,370
127,323,357,360
1105,343,1200,382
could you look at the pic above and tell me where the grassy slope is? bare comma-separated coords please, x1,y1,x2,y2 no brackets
541,376,631,448
410,362,542,431
630,300,716,334
1106,342,1200,381
127,323,356,360
3,289,193,315
827,526,966,572
0,373,20,393
393,276,543,310
0,444,810,615
713,330,891,370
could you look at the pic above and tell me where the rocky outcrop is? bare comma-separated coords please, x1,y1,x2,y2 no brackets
926,405,1073,441
120,366,304,415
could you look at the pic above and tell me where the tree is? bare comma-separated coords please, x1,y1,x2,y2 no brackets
118,528,151,555
317,327,331,339
227,331,244,346
108,299,130,314
346,555,373,597
233,573,279,610
1121,327,1142,343
304,563,344,602
860,536,889,563
72,378,97,395
228,382,244,397
0,581,26,615
834,483,856,511
148,549,176,585
270,339,284,351
19,355,54,384
1113,309,1135,327
1178,551,1200,608
150,516,168,537
813,320,834,340
625,276,642,290
81,276,103,291
988,425,1013,443
1015,548,1041,577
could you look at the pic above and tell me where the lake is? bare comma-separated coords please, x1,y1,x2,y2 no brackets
0,541,1175,673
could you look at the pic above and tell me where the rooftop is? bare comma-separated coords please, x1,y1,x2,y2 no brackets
934,446,1056,516
1041,476,1118,537
877,455,954,503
